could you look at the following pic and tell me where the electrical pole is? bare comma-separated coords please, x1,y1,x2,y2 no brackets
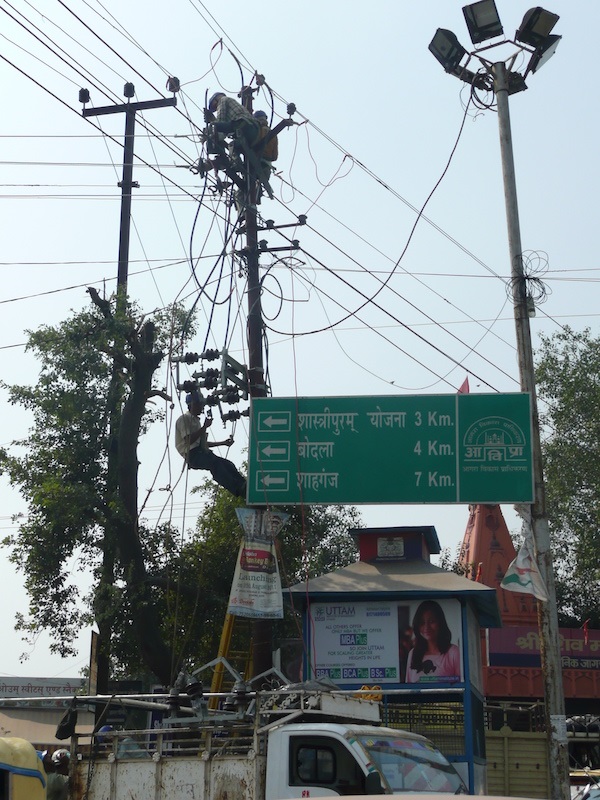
80,84,177,696
82,84,177,312
237,86,273,680
493,61,570,800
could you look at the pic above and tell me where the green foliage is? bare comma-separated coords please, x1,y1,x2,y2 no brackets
0,293,360,679
155,481,362,671
437,546,469,576
1,305,113,653
0,297,192,670
536,326,600,627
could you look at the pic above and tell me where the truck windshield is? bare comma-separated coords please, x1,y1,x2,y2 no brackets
355,735,467,794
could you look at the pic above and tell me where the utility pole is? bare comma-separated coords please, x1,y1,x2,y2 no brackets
237,86,272,680
493,61,570,800
81,83,177,311
79,83,177,696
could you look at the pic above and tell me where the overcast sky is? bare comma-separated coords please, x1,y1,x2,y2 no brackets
0,0,596,678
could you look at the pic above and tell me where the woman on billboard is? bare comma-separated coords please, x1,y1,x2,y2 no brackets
406,600,460,683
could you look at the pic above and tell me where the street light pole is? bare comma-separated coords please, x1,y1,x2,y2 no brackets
493,60,570,800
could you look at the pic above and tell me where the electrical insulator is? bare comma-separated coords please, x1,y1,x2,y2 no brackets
200,348,220,361
259,240,268,250
203,368,219,380
287,102,297,116
166,76,180,93
79,88,90,105
124,83,135,98
172,352,199,364
201,376,218,390
181,380,199,392
222,389,240,405
297,215,307,225
205,395,220,407
222,410,241,422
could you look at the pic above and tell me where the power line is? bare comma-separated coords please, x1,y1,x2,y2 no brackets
0,2,586,397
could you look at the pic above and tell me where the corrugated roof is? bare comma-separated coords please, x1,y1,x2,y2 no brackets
287,559,501,628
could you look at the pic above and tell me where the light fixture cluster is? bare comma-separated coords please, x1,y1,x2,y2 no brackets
429,2,561,90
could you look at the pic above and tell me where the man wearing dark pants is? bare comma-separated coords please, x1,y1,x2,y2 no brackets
175,391,246,499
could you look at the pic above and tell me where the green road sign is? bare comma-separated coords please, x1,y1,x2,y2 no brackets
247,393,533,505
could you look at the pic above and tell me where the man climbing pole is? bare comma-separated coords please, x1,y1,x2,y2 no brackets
196,91,295,206
206,91,261,149
175,390,246,499
251,109,278,197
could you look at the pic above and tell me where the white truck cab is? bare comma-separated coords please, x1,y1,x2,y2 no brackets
265,723,467,797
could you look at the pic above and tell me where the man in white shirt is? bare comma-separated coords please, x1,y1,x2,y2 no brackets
175,391,246,499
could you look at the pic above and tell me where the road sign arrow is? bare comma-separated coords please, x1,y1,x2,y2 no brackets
261,445,288,457
260,474,287,487
262,415,288,428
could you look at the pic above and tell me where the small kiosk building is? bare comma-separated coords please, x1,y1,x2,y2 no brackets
288,525,501,794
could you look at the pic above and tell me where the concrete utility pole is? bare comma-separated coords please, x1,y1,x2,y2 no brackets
236,86,272,680
80,84,177,696
493,61,570,800
82,84,177,311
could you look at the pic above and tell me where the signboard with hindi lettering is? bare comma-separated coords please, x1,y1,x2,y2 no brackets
247,393,533,505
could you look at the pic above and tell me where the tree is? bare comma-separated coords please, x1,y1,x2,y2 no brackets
154,480,362,672
0,296,361,683
535,326,600,627
0,293,193,685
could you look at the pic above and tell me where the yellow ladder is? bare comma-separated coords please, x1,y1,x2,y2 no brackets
208,613,252,709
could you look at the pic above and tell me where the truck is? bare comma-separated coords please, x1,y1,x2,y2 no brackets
68,671,468,799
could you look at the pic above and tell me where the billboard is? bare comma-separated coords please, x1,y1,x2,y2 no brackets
311,598,463,686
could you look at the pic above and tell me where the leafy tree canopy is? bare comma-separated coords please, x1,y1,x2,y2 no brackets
536,326,600,627
149,480,362,675
0,296,192,681
0,298,361,682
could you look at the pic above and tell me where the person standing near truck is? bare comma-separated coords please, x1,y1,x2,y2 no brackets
39,749,69,800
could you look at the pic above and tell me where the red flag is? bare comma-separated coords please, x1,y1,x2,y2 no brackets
458,376,470,394
583,619,590,646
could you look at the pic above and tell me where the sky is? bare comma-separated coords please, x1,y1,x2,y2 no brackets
0,0,597,679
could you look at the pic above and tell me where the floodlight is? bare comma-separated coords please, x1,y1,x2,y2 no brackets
429,29,467,73
463,0,504,44
516,7,559,48
527,34,561,74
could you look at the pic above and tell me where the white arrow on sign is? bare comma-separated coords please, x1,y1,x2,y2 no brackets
262,415,288,428
261,444,288,457
260,474,288,487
